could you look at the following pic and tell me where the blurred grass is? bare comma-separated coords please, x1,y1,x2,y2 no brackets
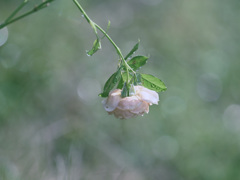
1,0,240,180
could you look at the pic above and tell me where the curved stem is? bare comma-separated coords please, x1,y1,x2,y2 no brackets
96,25,133,83
72,0,91,23
72,0,135,84
0,0,54,29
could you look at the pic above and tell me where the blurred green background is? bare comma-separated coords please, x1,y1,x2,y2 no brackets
1,0,240,179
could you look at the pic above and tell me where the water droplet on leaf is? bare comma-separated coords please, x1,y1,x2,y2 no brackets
151,84,156,88
86,50,91,56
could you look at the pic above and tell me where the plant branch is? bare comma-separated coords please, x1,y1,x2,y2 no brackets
94,24,133,82
72,0,135,84
72,0,91,23
0,0,54,29
5,0,29,23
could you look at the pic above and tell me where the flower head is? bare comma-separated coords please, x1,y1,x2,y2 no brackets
102,86,159,119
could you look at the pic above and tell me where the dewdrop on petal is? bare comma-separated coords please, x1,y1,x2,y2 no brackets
102,85,159,119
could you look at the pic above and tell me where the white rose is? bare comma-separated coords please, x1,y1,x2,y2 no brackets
102,86,159,119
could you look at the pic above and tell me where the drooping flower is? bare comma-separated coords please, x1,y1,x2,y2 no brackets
102,86,159,119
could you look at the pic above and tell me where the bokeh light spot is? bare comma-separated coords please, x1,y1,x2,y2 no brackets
0,91,7,114
0,27,8,46
152,136,179,160
138,0,163,6
223,104,240,132
197,73,222,102
77,78,101,104
162,96,186,114
0,43,21,68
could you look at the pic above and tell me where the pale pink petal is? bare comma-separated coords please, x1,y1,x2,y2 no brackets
131,101,149,114
102,89,121,112
111,108,137,119
117,96,141,110
102,86,159,119
135,86,159,104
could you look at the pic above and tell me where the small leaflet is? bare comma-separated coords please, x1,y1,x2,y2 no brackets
141,74,167,92
127,56,148,71
87,38,101,56
124,40,140,60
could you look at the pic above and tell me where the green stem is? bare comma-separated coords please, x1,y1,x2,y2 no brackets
72,0,91,23
0,0,53,29
72,0,135,84
96,25,135,82
5,0,29,23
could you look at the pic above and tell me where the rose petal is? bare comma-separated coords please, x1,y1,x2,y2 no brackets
117,96,141,110
102,89,122,112
102,86,159,119
131,101,149,114
111,108,137,119
135,86,159,104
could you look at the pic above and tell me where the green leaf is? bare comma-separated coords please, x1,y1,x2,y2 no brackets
116,72,128,89
141,74,167,92
87,38,101,56
101,21,111,39
121,72,129,82
106,20,111,32
127,56,148,71
117,72,136,90
99,69,121,97
117,76,124,89
134,73,142,85
124,40,140,60
121,82,129,98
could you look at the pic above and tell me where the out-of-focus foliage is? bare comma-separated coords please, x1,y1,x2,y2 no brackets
1,0,240,179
